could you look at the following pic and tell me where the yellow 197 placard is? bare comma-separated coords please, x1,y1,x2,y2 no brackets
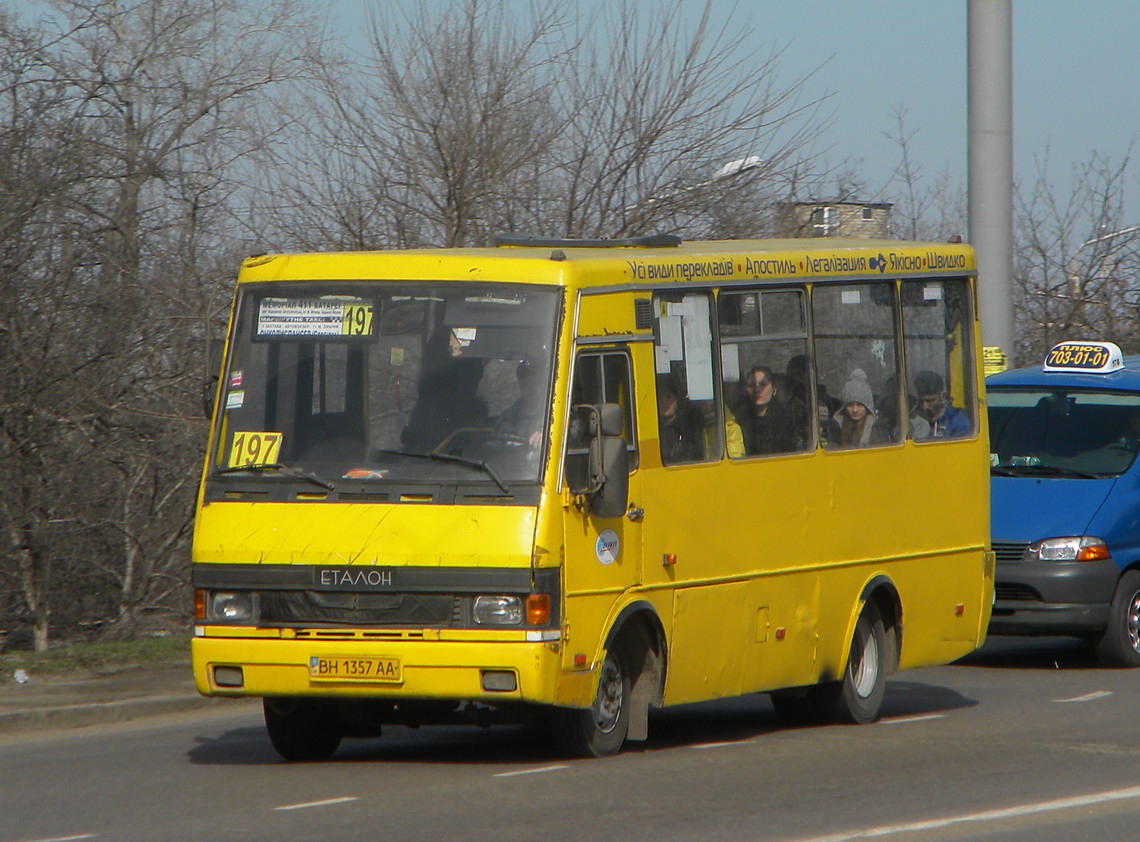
228,431,283,467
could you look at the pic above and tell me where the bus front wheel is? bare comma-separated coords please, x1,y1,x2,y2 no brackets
1095,570,1140,667
263,697,343,761
551,647,631,757
812,600,887,724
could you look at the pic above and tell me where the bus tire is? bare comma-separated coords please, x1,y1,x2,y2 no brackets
551,646,631,757
812,600,887,724
1094,570,1140,667
263,697,343,761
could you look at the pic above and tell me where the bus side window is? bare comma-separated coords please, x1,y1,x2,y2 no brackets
901,279,977,441
653,291,719,464
812,282,901,449
717,288,811,457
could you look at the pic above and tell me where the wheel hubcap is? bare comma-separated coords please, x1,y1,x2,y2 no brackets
1127,591,1140,652
592,655,624,733
849,622,880,698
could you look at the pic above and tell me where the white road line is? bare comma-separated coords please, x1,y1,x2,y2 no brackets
1054,690,1113,703
790,784,1140,841
878,714,946,725
21,836,98,842
689,739,759,750
274,796,359,811
494,764,569,778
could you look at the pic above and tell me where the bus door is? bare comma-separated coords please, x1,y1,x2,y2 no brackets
561,348,644,618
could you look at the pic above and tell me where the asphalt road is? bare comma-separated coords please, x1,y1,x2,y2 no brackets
2,635,1139,842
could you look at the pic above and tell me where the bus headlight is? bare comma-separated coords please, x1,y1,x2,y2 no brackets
1025,537,1110,562
211,591,254,621
473,595,523,625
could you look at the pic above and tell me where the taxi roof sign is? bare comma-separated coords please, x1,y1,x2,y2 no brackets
1042,341,1124,374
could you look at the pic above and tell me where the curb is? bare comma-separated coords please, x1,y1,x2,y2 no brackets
0,695,256,736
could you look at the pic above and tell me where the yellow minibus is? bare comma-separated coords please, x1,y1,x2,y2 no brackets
192,233,993,759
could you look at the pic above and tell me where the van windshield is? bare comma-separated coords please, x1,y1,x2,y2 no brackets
988,388,1140,478
208,282,559,488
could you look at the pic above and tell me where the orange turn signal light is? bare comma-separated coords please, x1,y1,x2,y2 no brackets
1077,544,1111,561
526,593,550,626
194,589,206,621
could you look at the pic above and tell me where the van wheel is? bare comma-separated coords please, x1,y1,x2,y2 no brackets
1095,570,1140,667
551,647,630,757
811,600,888,724
263,698,342,761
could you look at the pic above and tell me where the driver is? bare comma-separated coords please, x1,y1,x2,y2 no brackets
494,359,543,446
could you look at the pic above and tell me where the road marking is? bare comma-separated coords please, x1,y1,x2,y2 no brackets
21,836,98,842
689,739,758,750
1054,690,1112,703
878,714,946,725
494,764,569,778
274,796,359,811
790,783,1140,841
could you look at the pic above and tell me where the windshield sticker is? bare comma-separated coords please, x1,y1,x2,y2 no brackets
228,431,283,468
595,529,620,565
225,390,244,410
257,297,374,338
229,370,243,387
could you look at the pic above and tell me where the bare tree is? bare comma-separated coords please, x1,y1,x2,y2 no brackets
258,0,834,250
0,0,315,648
1013,145,1139,365
881,105,967,242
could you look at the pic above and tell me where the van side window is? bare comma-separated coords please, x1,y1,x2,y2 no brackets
653,291,720,464
901,279,976,440
812,282,902,448
564,351,637,490
717,288,811,457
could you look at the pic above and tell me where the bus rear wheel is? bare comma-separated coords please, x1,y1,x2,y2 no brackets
811,600,887,724
551,647,630,757
263,697,343,761
1095,570,1140,667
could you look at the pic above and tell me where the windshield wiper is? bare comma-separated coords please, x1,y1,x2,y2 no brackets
991,463,1103,480
213,463,336,490
374,449,511,494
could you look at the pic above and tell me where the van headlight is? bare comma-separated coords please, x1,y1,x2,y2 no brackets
473,595,523,625
211,591,254,621
1025,537,1110,562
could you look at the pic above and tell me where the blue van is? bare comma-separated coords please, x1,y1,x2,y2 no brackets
988,340,1140,666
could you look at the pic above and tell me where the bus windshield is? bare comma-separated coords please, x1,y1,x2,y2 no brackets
209,282,560,488
988,388,1140,478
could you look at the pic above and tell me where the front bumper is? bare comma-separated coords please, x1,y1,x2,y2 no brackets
988,557,1120,635
191,628,592,706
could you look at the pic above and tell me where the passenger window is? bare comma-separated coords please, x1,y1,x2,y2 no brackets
717,289,811,457
564,351,637,490
901,279,976,441
653,292,720,464
812,283,902,448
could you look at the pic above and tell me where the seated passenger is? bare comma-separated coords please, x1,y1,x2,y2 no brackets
697,400,746,458
826,369,888,448
911,370,971,439
733,365,806,455
657,376,705,464
401,338,488,452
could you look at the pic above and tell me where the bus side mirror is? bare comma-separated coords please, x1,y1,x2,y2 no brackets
586,403,629,519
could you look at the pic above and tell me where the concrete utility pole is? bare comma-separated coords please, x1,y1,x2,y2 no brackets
968,0,1015,370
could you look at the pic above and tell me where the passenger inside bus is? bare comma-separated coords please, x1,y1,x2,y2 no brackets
911,370,970,440
825,369,889,448
657,375,705,464
733,365,807,455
